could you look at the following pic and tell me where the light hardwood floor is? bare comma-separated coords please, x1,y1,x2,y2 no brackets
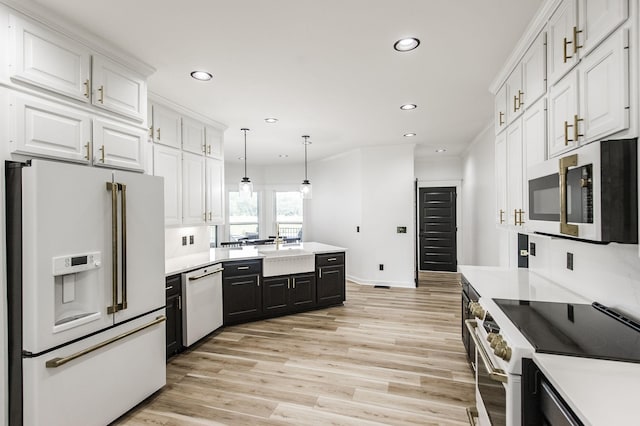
114,274,475,425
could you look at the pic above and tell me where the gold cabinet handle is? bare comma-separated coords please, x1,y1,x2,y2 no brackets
99,144,105,162
156,128,161,140
498,111,505,126
563,37,573,63
292,278,296,289
573,114,584,142
499,209,504,224
149,126,154,138
202,144,206,154
98,85,104,103
208,212,212,221
563,121,574,146
207,144,211,155
83,79,90,99
203,212,206,221
518,209,526,226
517,90,524,109
514,209,519,225
45,316,166,368
559,154,579,237
84,142,90,161
573,26,583,53
513,95,518,112
287,278,290,290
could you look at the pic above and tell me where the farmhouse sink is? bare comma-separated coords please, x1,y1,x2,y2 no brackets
258,247,315,277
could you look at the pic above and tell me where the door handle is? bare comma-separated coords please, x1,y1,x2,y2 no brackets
106,182,119,314
120,183,128,311
559,154,579,237
465,320,508,383
189,268,224,281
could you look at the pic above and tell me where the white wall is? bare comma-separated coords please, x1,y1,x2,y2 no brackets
460,123,502,266
415,156,463,181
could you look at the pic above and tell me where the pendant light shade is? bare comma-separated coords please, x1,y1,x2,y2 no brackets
300,135,312,199
239,128,253,198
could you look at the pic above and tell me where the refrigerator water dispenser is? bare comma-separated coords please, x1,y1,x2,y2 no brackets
52,252,102,332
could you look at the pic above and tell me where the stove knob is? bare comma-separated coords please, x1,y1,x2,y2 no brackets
489,335,503,349
471,305,485,319
486,332,497,343
494,342,512,361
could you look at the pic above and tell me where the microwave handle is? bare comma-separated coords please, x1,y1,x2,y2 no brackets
559,154,579,237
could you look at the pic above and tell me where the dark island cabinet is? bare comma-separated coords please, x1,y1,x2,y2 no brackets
316,252,345,307
222,259,263,325
262,272,317,315
290,272,316,310
165,274,183,360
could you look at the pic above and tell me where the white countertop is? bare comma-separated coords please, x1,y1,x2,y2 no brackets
533,353,640,426
165,242,346,276
459,265,639,425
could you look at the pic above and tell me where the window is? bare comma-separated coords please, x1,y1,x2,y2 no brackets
228,192,259,241
275,191,303,239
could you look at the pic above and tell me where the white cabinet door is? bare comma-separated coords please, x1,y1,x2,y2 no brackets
182,117,206,155
93,118,145,172
495,84,508,134
522,32,547,108
495,132,507,226
205,125,224,158
182,152,206,225
153,145,182,226
9,15,91,102
579,28,629,142
506,66,524,124
523,97,547,169
151,103,181,148
506,120,524,227
547,0,579,85
92,55,146,122
578,0,628,56
9,92,91,163
205,158,224,224
548,69,579,157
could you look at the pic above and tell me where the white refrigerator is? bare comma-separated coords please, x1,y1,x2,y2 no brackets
6,159,166,426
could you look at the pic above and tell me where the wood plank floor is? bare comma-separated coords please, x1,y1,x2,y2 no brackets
114,273,475,425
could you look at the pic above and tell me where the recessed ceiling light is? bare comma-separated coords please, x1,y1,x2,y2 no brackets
265,118,279,123
404,133,416,137
400,104,417,110
279,154,288,158
435,148,447,153
190,70,212,81
394,38,420,52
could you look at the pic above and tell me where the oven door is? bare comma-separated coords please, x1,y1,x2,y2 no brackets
475,342,507,426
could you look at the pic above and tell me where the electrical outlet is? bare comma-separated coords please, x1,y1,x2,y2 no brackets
379,264,384,271
529,242,536,256
189,235,194,245
181,236,187,246
356,226,360,232
566,252,573,270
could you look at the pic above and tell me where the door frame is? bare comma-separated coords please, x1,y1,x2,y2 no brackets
416,180,463,272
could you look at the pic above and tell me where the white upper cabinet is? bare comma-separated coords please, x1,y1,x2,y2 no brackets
9,92,91,163
578,28,629,143
9,14,91,102
506,66,524,124
205,158,224,224
547,0,579,86
182,152,206,225
151,103,181,149
92,118,145,172
548,69,579,157
182,117,206,155
578,0,628,56
523,97,547,169
92,55,146,122
495,84,508,134
521,32,547,108
205,126,224,158
153,145,182,226
506,119,525,227
495,132,507,226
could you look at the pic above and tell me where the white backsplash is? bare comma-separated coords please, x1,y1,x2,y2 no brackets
165,226,211,259
529,235,640,319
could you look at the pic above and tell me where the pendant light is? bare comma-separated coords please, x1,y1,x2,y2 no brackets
239,128,253,198
300,135,312,199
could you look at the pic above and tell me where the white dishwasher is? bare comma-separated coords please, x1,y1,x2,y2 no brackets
182,264,224,347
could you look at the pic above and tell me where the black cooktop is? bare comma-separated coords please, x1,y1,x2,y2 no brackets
494,299,640,363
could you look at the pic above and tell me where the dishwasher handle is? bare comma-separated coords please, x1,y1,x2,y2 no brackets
188,267,224,281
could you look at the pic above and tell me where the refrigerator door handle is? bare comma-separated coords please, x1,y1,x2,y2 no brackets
106,182,119,314
120,183,128,310
45,316,166,368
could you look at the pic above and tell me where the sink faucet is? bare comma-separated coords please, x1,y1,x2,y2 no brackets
275,223,282,249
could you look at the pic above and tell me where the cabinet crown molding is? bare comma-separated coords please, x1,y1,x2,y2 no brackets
489,0,563,94
148,92,228,131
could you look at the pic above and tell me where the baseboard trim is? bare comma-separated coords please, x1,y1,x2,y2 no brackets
347,275,416,288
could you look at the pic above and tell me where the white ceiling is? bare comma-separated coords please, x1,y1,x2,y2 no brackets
28,0,542,165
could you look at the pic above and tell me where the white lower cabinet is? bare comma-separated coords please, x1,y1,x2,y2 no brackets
93,118,145,171
153,145,182,226
206,157,224,224
182,152,206,225
495,132,507,226
9,92,91,163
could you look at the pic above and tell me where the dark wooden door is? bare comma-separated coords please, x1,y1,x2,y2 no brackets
290,272,316,310
317,265,345,306
262,276,290,315
222,275,262,324
165,274,183,359
418,187,457,272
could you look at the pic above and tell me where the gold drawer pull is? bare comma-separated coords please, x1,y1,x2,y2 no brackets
98,85,104,103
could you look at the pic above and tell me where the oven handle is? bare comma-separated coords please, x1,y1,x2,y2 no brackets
559,154,579,237
465,319,509,383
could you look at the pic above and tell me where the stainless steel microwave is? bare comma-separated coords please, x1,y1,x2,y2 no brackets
527,139,637,243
